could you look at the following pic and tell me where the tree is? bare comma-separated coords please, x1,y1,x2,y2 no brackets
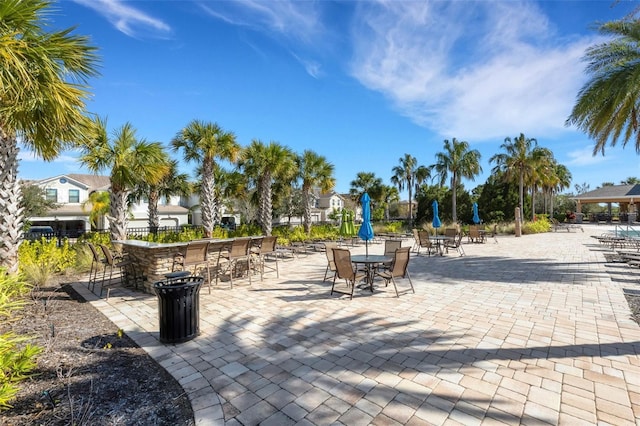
432,138,482,223
490,133,538,223
566,19,640,155
238,140,296,236
525,147,554,221
19,183,58,222
391,154,430,226
621,177,640,185
380,185,400,221
130,158,191,230
349,172,383,207
80,118,168,241
297,150,335,233
0,0,99,272
172,120,240,237
81,190,110,230
545,162,572,218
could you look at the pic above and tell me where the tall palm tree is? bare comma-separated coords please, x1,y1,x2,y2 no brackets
238,140,296,236
567,19,640,155
297,150,335,234
548,162,571,218
432,138,482,223
490,133,538,223
80,118,169,241
130,158,191,230
525,147,553,221
380,185,400,221
0,0,98,272
391,154,430,226
172,120,240,237
81,191,110,230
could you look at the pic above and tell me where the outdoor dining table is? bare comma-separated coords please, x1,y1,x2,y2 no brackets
429,235,454,256
350,254,392,292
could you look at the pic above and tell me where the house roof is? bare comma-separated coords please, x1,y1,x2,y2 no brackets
572,184,640,203
36,173,110,192
67,174,110,192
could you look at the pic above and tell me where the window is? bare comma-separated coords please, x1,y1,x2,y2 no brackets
45,189,57,203
68,189,79,203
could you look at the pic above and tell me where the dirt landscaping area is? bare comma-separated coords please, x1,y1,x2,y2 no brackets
1,277,194,425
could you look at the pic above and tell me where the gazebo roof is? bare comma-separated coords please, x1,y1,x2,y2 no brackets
572,184,640,204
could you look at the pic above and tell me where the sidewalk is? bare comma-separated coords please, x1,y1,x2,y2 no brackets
72,225,640,425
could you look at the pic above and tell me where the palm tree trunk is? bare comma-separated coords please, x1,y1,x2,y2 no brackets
531,187,536,221
451,174,458,223
519,171,524,223
0,134,24,273
109,189,129,241
303,185,312,234
148,189,160,230
408,185,413,227
200,159,215,237
259,174,272,236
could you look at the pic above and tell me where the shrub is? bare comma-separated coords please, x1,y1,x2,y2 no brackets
18,238,76,286
522,216,551,234
0,271,43,410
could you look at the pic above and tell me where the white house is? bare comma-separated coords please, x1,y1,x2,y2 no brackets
27,173,190,235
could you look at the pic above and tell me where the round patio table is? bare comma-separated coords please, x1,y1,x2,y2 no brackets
350,254,393,292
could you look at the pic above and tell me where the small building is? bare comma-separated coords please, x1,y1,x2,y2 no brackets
572,184,640,223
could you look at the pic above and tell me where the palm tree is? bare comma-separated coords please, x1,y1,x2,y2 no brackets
81,191,110,230
567,19,640,155
350,172,383,201
130,159,191,230
0,0,98,272
380,185,400,221
391,154,430,226
80,118,169,241
525,147,553,221
548,163,571,218
490,133,538,223
621,177,640,185
297,150,335,233
238,140,296,236
172,120,240,237
432,138,482,223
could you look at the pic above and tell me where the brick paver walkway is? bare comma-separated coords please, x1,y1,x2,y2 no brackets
72,225,640,425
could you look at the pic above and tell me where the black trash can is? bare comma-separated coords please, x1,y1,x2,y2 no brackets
153,276,204,344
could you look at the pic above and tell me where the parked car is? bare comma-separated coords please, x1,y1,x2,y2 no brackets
24,226,55,241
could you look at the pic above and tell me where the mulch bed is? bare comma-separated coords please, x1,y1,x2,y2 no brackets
1,277,194,425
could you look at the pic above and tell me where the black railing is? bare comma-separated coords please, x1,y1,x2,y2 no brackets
125,225,203,238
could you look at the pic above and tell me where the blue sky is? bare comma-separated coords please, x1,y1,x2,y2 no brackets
18,0,640,197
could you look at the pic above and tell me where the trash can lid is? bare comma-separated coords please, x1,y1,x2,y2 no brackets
153,276,204,288
164,271,191,279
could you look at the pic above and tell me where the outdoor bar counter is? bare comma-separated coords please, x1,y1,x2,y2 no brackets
115,240,191,293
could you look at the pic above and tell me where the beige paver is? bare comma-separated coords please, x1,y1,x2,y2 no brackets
71,225,640,424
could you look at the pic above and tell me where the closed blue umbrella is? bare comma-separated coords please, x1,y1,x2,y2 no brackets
358,193,375,255
472,202,481,224
432,200,442,234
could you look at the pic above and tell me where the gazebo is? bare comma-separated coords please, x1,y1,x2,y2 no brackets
571,184,640,223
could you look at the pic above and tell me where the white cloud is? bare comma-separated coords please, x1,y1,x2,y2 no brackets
348,1,599,142
200,0,323,44
199,0,325,77
566,146,610,166
72,0,171,38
